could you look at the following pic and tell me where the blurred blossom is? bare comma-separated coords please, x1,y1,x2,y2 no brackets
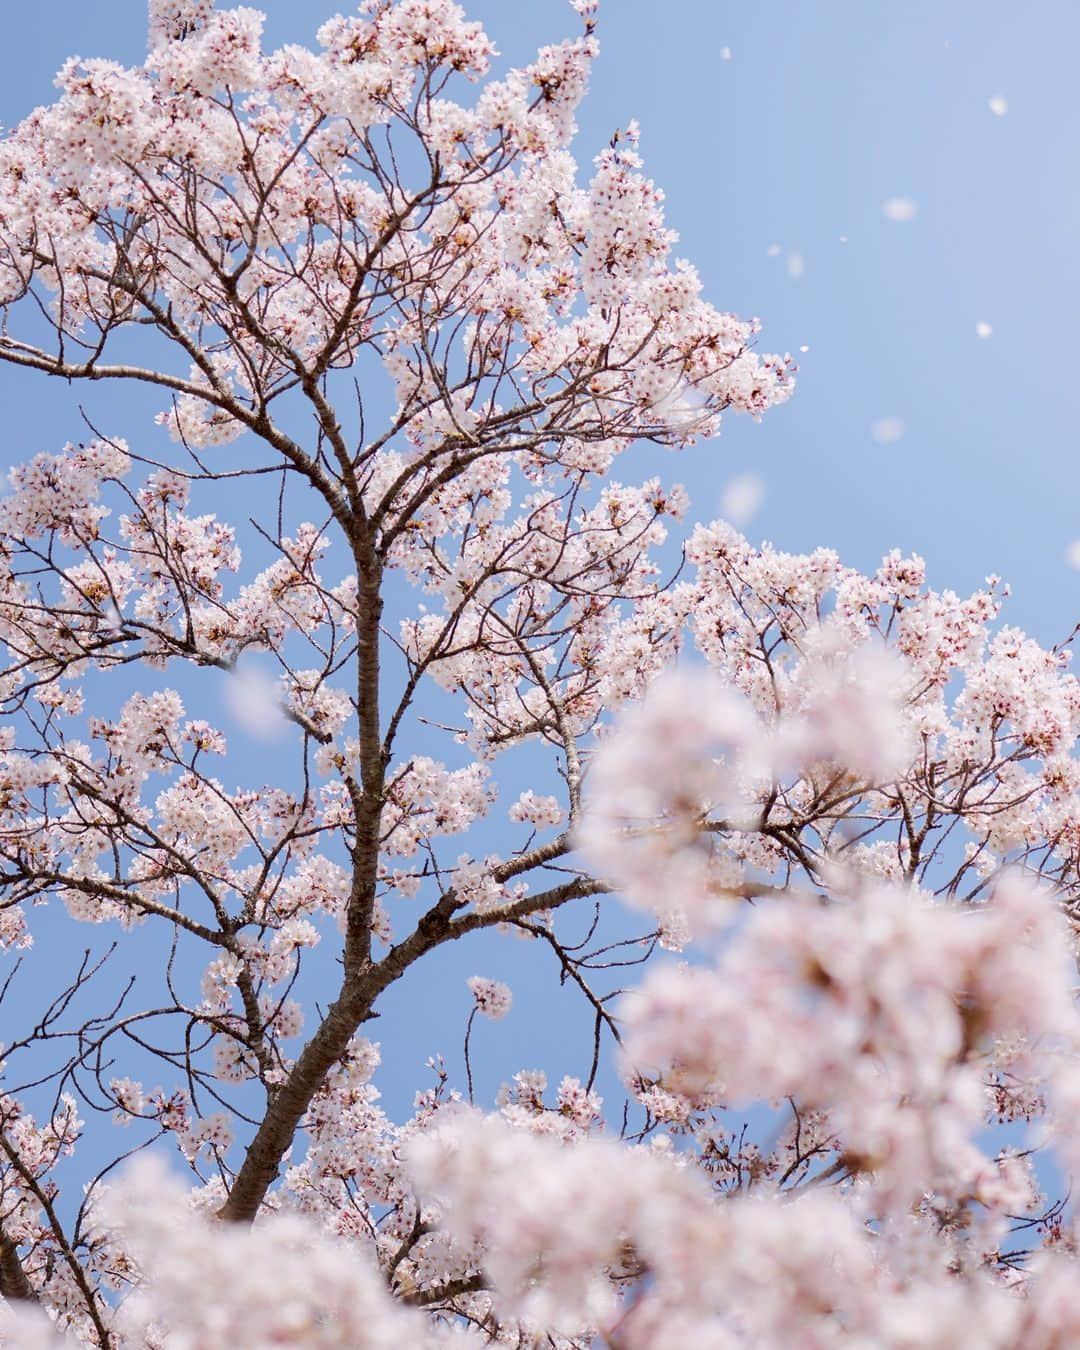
775,640,916,784
578,668,759,943
650,379,709,433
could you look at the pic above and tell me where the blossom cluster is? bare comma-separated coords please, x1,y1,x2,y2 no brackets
1,1,1080,1346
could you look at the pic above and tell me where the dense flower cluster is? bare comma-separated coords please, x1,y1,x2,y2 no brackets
466,976,512,1021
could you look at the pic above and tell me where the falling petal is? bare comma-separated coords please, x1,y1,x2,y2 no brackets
988,95,1008,117
721,473,765,525
975,321,993,339
871,418,905,445
882,197,918,222
223,662,287,741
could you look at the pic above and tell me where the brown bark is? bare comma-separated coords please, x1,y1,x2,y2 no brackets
216,871,603,1223
0,1233,35,1303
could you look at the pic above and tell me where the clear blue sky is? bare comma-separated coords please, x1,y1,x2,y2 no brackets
3,2,1077,633
2,2,1079,1130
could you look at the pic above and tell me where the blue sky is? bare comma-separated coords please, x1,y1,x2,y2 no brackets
4,2,1078,635
1,1,1079,1135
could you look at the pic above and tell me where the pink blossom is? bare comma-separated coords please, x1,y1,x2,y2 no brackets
467,976,512,1020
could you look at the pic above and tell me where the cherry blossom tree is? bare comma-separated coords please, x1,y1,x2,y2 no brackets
1,1,1079,1345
